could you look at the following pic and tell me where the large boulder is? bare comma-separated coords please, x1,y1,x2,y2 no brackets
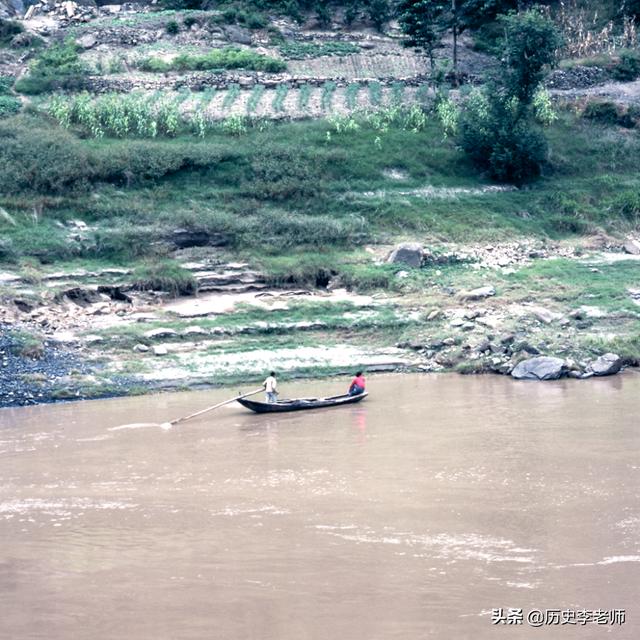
587,353,622,377
623,238,640,255
511,356,565,381
223,25,252,45
387,242,424,268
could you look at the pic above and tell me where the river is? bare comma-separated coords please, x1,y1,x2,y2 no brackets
1,373,638,639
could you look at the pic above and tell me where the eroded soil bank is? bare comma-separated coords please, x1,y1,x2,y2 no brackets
2,235,639,407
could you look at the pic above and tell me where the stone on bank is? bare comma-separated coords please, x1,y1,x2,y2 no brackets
511,356,566,381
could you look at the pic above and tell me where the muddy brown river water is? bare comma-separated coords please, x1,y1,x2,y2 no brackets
1,373,639,639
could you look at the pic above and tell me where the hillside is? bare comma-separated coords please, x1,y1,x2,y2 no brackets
1,1,640,404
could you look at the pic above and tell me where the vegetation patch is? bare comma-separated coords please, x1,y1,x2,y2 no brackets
279,41,360,59
138,48,286,73
14,40,88,95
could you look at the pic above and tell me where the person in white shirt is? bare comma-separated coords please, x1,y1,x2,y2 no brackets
263,371,278,403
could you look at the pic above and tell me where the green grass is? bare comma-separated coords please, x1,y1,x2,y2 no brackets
2,110,640,278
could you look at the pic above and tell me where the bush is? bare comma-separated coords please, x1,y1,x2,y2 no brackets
14,40,88,95
0,117,93,194
0,95,20,119
612,51,640,81
0,18,23,45
459,90,548,183
610,191,640,221
248,150,325,201
582,100,620,126
166,20,180,35
0,75,13,94
183,15,199,28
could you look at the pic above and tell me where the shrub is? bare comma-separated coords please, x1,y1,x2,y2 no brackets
0,117,93,193
0,75,13,94
0,95,20,119
183,15,199,28
0,18,23,45
610,191,640,221
166,20,180,35
459,90,548,184
14,40,88,95
582,100,620,126
612,51,640,81
248,150,325,201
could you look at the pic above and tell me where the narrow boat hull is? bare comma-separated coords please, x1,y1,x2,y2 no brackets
237,392,368,414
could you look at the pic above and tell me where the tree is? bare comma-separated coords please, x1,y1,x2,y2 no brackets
498,8,563,105
457,8,562,183
398,0,450,74
366,0,392,31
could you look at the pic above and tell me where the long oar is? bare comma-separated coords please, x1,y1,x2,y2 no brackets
110,387,264,431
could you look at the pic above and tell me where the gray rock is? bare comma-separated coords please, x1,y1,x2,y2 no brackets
587,353,622,377
511,356,565,381
223,25,252,45
133,343,150,353
623,238,640,255
459,286,496,301
76,34,97,49
530,306,562,324
387,242,423,268
153,345,168,356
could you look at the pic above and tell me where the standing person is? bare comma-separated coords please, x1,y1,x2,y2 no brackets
263,371,278,403
348,371,365,396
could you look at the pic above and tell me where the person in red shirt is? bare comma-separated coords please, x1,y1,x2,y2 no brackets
348,371,366,396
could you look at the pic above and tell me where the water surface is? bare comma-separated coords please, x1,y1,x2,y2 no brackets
1,373,639,639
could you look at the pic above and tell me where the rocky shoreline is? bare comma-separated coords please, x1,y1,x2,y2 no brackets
2,235,639,408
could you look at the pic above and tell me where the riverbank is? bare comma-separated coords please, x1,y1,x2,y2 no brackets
2,233,639,407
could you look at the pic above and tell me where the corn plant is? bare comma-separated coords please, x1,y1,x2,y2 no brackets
246,84,265,114
272,83,289,113
368,81,382,107
222,114,248,136
345,83,360,111
321,81,337,112
297,84,311,111
48,94,72,128
222,83,240,111
190,109,208,138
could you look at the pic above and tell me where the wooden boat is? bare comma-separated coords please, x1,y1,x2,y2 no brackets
237,392,368,414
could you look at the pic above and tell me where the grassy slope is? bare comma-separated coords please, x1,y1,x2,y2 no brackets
1,111,640,287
